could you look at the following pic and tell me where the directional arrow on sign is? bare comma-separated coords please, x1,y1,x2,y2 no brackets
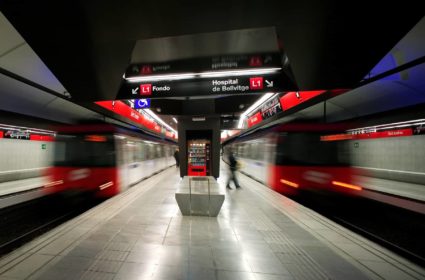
265,80,273,87
132,87,139,95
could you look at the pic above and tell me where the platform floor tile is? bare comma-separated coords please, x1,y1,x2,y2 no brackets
0,167,423,280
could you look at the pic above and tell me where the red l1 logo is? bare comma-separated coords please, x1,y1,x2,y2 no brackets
249,77,264,90
140,84,152,95
140,65,152,74
249,56,263,67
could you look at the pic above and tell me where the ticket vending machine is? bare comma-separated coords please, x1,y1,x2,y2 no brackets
187,139,211,176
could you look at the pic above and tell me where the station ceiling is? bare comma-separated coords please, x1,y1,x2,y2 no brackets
0,1,424,128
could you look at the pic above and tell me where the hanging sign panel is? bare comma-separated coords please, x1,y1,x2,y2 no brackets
125,53,282,78
117,73,284,99
112,52,298,100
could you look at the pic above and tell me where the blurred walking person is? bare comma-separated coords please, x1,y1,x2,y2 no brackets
174,149,180,168
226,151,241,189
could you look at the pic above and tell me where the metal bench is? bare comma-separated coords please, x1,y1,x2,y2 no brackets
175,176,225,217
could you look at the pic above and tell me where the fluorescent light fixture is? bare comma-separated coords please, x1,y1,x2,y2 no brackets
124,68,282,83
199,67,281,78
172,117,178,123
192,117,205,122
125,73,196,83
237,92,275,129
143,109,177,134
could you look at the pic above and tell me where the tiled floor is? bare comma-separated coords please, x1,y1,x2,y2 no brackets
0,166,424,280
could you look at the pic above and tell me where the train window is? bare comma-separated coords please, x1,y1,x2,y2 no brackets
148,144,155,159
249,143,255,159
240,144,246,158
126,141,137,163
136,142,143,161
275,133,348,166
140,142,147,160
54,134,115,167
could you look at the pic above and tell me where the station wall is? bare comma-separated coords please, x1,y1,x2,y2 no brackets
0,138,52,183
344,135,425,185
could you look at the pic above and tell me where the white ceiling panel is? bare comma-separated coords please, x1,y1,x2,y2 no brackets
0,73,101,123
0,11,69,98
0,12,24,56
44,98,102,120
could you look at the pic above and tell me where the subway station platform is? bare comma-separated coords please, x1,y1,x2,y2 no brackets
0,177,47,210
0,167,424,280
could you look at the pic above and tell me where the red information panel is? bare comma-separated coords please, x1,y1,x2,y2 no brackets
248,112,263,128
279,90,326,111
322,128,414,141
153,124,161,133
0,131,3,138
95,101,145,124
165,131,174,138
30,134,54,141
355,128,413,139
95,101,174,139
140,65,152,74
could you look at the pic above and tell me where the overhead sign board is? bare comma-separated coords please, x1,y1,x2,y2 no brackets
117,73,284,99
134,99,151,109
125,53,282,78
112,52,297,100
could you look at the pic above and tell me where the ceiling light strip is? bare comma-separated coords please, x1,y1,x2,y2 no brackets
143,109,177,134
237,92,275,129
125,68,282,83
199,67,281,78
125,73,197,83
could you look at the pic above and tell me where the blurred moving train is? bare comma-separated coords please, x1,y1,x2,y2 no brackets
44,123,177,197
224,122,425,213
224,123,360,196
